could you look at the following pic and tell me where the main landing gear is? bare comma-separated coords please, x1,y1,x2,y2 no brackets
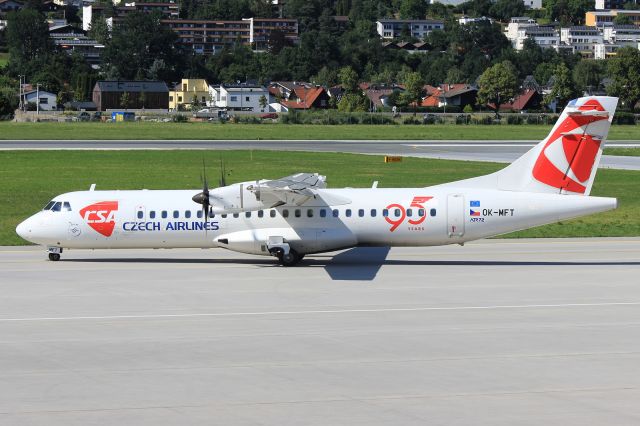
47,247,62,261
266,237,304,267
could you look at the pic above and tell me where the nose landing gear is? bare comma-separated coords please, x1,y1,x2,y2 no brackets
47,247,62,261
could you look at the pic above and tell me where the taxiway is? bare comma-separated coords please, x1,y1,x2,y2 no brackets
1,238,640,425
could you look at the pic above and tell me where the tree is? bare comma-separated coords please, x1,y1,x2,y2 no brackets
191,94,200,110
489,0,525,22
89,15,110,45
545,62,578,111
5,8,52,75
607,47,640,111
103,11,180,81
477,60,518,117
120,91,130,110
339,66,359,93
402,72,425,115
400,0,427,19
258,94,268,112
614,14,632,25
572,60,604,95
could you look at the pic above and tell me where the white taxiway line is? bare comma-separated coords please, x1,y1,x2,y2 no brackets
2,302,638,322
405,143,640,148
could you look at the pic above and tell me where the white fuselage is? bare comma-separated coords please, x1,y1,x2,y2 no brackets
16,187,616,256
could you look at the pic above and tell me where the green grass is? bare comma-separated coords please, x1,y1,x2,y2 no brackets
0,52,8,68
603,148,640,157
1,121,640,140
1,150,638,245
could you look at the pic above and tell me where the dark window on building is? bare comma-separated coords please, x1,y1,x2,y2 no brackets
307,209,313,217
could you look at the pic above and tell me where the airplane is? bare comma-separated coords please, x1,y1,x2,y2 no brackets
16,96,618,266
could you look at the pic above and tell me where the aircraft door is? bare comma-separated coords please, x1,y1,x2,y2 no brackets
447,194,465,238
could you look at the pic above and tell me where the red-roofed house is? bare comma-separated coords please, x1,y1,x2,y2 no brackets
492,89,542,111
281,86,330,109
420,84,477,109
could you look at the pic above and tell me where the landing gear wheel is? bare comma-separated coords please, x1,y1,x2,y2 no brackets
279,249,301,267
48,253,60,261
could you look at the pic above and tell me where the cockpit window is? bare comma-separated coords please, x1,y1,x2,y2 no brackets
43,201,55,210
51,202,62,212
63,202,72,211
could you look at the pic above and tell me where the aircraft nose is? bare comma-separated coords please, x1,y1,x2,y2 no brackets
16,218,32,240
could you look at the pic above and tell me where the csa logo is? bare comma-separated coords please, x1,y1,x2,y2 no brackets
532,99,608,194
79,201,118,237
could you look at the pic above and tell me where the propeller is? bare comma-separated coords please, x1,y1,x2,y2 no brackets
219,157,227,187
192,159,211,225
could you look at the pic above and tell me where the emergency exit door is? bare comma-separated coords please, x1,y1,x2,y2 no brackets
447,194,465,238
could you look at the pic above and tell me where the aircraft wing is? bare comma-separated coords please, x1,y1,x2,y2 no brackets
246,173,328,206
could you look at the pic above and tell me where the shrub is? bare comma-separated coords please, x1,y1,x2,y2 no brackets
507,115,523,124
614,112,636,125
463,104,474,113
403,116,421,125
172,114,188,122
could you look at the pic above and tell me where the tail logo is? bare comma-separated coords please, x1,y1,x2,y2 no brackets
80,201,118,237
532,100,608,194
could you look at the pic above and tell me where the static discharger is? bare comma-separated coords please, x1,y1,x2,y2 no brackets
384,156,403,163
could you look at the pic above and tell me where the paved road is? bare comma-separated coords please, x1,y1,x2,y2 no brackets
2,139,639,170
1,238,640,425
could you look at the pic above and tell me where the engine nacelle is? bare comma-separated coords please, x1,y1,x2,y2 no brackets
208,181,273,214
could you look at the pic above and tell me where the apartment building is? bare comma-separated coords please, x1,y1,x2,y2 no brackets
162,17,298,54
595,0,639,9
504,17,538,47
517,26,560,50
585,10,640,27
83,1,179,31
561,26,603,57
376,19,444,40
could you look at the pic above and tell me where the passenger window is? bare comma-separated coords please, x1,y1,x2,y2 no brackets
307,209,313,218
137,210,144,219
161,211,167,219
371,209,377,217
295,209,301,218
63,202,72,211
270,210,276,218
332,209,339,217
418,209,425,217
258,210,264,218
173,210,179,219
394,209,401,217
150,211,156,219
185,211,191,219
233,213,239,218
320,209,327,218
430,208,437,217
382,209,389,217
221,214,227,218
406,208,413,217
358,209,364,217
245,211,251,218
51,202,62,212
346,209,352,217
282,209,289,218
44,201,55,210
197,210,203,219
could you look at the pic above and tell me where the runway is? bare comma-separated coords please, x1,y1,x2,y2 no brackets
1,238,640,425
1,139,640,170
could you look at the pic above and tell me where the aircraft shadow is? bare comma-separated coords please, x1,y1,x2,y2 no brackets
62,246,640,283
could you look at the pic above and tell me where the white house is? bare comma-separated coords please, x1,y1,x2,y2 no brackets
208,84,271,111
23,89,57,111
561,26,603,58
376,19,444,40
